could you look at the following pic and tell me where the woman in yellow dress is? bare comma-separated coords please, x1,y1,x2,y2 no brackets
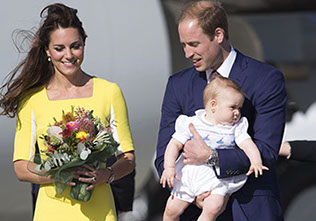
0,3,135,221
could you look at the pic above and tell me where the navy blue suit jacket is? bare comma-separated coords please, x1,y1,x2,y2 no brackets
155,51,287,220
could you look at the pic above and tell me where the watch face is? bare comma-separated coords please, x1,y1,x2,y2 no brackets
109,174,114,183
208,157,215,166
107,167,115,183
208,150,217,166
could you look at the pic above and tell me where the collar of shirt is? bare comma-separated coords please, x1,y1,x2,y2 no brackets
206,46,237,83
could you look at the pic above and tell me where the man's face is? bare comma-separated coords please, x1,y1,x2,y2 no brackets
178,19,222,72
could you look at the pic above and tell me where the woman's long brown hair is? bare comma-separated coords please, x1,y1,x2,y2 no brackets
0,3,87,118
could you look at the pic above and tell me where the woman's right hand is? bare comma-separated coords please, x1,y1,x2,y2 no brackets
14,160,53,184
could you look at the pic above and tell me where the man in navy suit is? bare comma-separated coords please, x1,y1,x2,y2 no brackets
155,0,287,220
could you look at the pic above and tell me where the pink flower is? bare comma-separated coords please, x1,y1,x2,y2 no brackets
66,121,79,131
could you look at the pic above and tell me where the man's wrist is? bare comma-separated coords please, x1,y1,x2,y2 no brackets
207,149,218,166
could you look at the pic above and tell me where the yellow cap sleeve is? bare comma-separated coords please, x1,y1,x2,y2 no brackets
110,84,134,155
13,98,37,162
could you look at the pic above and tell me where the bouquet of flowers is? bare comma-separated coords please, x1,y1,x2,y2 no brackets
28,106,119,201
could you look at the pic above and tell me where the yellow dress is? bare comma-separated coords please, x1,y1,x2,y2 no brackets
13,78,134,221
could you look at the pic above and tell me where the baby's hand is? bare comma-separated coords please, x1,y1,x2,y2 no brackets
160,167,180,188
246,163,269,178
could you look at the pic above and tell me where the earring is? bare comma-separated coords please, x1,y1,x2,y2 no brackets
47,57,51,62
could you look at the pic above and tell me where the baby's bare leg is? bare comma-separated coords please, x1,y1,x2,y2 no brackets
163,195,191,221
197,194,227,221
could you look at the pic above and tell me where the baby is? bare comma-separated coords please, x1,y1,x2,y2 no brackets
160,76,268,221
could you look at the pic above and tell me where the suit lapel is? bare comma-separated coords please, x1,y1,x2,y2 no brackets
191,51,248,112
229,50,248,87
193,70,207,111
229,51,254,123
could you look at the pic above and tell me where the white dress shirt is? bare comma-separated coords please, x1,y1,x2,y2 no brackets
206,46,237,83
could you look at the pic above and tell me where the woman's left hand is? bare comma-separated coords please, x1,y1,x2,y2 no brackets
73,164,111,191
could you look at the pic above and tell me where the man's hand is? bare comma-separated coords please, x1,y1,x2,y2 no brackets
195,192,230,211
182,123,212,165
194,191,211,208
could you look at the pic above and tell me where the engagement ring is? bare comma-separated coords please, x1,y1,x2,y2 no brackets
92,177,96,182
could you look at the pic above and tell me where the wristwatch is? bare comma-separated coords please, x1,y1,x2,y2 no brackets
106,167,115,183
207,150,217,166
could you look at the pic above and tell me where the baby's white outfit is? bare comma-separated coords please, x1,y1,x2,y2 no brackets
171,109,249,203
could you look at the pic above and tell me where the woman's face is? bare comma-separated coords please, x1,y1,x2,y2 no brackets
45,27,85,77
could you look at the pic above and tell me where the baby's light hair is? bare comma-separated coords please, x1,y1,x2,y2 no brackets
203,76,245,107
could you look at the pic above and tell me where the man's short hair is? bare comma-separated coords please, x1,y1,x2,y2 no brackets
179,0,229,41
